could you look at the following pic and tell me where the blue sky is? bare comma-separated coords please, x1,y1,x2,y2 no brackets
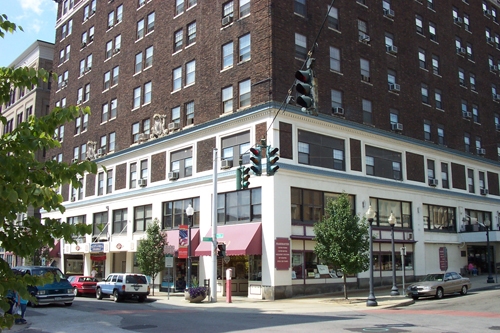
0,0,57,66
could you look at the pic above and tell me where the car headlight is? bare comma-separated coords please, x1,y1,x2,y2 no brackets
38,290,46,295
68,289,74,294
421,286,432,291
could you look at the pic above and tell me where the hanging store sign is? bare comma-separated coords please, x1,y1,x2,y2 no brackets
90,243,104,253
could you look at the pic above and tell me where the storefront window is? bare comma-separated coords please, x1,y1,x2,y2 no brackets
248,255,262,281
373,252,413,271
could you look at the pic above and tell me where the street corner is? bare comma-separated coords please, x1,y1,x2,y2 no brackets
318,295,414,309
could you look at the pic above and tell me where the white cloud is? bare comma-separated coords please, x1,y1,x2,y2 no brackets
31,20,42,34
18,0,49,15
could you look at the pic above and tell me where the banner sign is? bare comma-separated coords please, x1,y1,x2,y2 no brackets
275,238,290,270
178,225,188,259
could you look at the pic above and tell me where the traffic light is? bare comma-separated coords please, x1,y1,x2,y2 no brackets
240,166,251,189
266,146,279,176
295,58,317,114
217,243,226,258
249,146,262,176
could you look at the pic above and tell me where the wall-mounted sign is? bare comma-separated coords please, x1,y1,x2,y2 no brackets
275,238,290,270
90,243,104,253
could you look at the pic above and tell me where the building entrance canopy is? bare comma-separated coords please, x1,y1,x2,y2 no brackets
194,222,262,256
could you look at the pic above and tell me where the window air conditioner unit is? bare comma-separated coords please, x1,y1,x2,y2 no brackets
332,107,344,115
480,188,489,195
456,47,466,55
428,178,438,187
388,83,400,92
496,123,500,131
221,159,233,169
168,172,179,180
454,17,463,24
168,122,180,131
113,48,120,54
97,148,106,156
359,33,371,43
222,15,233,26
477,148,486,156
85,66,92,72
138,133,147,142
361,75,370,82
72,158,78,163
485,9,492,16
487,37,495,44
490,65,498,72
391,122,403,132
138,178,147,187
386,45,398,54
494,94,500,101
463,111,472,119
383,8,395,18
81,41,87,48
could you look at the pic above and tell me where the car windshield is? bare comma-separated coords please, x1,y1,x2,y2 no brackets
422,274,444,282
32,268,66,280
125,275,147,284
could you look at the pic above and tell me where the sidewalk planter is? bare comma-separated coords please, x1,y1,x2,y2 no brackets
185,287,208,303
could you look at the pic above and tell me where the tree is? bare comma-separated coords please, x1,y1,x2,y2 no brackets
314,193,370,299
0,14,96,329
136,219,168,296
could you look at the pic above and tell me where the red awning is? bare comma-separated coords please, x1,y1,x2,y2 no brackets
49,241,60,258
165,228,200,255
91,254,106,261
194,222,262,256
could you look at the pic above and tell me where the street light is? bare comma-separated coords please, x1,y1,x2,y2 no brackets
485,219,494,284
186,203,194,289
388,213,400,296
365,205,378,307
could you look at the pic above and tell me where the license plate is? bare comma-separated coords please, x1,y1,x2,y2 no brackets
54,297,62,301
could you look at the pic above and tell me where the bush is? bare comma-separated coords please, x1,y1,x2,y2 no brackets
188,286,207,298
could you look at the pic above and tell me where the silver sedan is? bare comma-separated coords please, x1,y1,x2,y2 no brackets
406,272,471,300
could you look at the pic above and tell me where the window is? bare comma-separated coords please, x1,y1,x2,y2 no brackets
116,5,123,23
327,6,339,30
464,133,470,152
185,60,195,86
239,79,251,108
135,52,143,74
109,132,116,152
427,159,435,180
294,0,306,16
103,71,111,90
418,49,426,69
435,89,442,109
133,87,141,109
162,197,200,229
479,171,486,191
424,120,431,141
368,198,412,228
101,103,109,123
298,129,345,171
416,15,423,34
110,99,117,119
217,188,261,224
429,22,437,41
106,41,113,60
463,14,470,31
131,119,150,144
390,109,399,126
185,101,194,125
330,46,340,72
240,0,250,18
173,67,182,91
331,89,342,109
140,159,148,181
113,209,127,234
174,29,183,52
222,42,234,69
362,99,372,124
360,58,370,82
388,69,396,85
172,106,181,124
239,33,251,62
421,84,429,104
84,83,90,101
222,86,233,113
472,104,479,123
468,169,475,193
222,131,250,165
146,12,155,34
137,19,145,40
366,145,402,180
129,162,137,188
423,204,456,232
97,172,104,196
175,0,184,15
475,136,482,154
93,212,108,237
358,19,369,41
432,55,439,75
134,205,152,232
171,148,193,179
187,21,196,46
144,81,152,104
466,43,473,60
223,1,234,18
458,68,465,86
441,162,449,188
108,11,115,29
145,46,153,68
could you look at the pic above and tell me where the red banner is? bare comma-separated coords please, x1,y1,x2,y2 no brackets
178,225,188,259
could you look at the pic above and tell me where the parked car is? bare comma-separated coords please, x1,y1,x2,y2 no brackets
406,272,471,300
12,266,74,307
95,273,150,302
67,275,98,296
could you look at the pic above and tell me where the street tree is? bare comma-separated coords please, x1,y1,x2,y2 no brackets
136,219,168,296
314,193,370,299
0,14,96,329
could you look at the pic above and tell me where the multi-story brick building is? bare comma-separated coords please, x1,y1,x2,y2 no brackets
44,0,500,299
1,40,56,267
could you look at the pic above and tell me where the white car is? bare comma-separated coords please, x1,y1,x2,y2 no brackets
96,273,150,302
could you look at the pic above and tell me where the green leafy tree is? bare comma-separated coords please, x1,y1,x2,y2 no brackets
0,15,96,330
136,219,168,296
314,193,370,299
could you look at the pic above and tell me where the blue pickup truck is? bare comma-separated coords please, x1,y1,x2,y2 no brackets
96,273,150,302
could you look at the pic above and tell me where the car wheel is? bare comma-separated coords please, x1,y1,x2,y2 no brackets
435,287,444,299
64,302,72,306
412,296,419,300
460,285,468,295
113,290,121,302
138,296,146,303
96,288,103,300
73,287,79,297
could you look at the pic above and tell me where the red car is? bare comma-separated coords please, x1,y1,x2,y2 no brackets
67,275,98,296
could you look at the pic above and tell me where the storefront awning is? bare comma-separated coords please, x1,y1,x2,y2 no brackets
194,222,262,256
165,228,200,255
